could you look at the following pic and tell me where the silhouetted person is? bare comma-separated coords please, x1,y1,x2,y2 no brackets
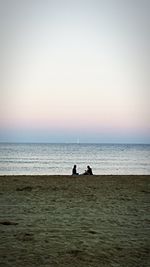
72,165,79,175
83,165,93,175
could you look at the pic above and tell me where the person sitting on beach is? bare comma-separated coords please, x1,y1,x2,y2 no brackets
83,165,93,175
72,165,79,175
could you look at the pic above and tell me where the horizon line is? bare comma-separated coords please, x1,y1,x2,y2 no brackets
0,142,150,145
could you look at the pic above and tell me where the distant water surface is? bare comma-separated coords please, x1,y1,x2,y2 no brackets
0,143,150,175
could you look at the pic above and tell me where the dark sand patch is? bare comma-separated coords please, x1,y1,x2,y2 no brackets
0,221,18,226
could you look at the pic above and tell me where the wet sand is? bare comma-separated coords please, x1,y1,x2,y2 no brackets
0,175,149,267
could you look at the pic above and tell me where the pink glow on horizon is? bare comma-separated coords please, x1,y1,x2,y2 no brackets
1,113,149,134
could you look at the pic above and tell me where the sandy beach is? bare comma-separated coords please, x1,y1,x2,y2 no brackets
0,175,149,267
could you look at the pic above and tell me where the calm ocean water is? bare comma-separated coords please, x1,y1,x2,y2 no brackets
0,143,150,175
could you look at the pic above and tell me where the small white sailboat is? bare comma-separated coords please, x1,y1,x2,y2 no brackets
77,138,80,144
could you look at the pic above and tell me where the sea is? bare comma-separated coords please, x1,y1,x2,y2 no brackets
0,143,150,175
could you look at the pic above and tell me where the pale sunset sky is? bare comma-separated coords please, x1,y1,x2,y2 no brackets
0,0,150,143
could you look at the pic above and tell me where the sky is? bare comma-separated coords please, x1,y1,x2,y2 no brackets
0,0,150,143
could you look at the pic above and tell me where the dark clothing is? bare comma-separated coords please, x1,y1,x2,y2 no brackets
72,166,78,175
87,167,93,175
83,166,93,175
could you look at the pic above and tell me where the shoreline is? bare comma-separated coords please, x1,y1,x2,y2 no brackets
0,174,150,177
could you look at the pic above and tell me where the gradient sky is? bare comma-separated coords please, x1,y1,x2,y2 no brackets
0,0,150,143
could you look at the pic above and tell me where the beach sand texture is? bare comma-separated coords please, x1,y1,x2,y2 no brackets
0,175,149,267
